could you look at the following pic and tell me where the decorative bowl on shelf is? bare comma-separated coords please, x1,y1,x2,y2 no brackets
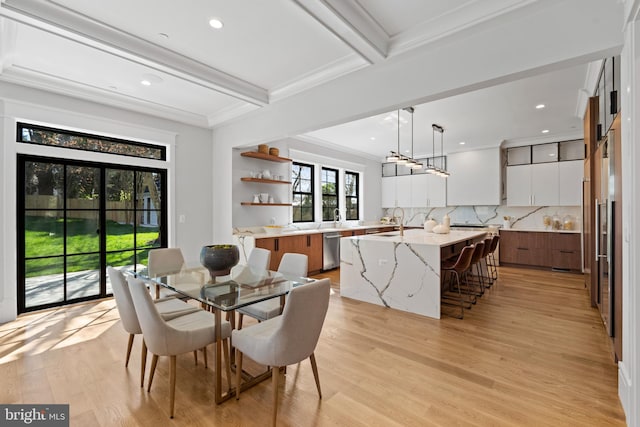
200,244,239,280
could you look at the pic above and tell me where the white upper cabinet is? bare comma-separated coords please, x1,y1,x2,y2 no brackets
507,160,583,206
447,148,501,205
558,160,583,206
381,173,446,208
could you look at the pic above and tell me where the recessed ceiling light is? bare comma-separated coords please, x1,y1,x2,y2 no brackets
549,153,556,157
536,104,545,109
158,32,169,39
140,80,151,86
140,74,163,86
209,18,224,29
108,85,117,90
459,141,466,145
541,129,549,134
370,137,376,141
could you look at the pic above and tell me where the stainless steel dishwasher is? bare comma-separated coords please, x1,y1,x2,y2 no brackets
323,232,341,270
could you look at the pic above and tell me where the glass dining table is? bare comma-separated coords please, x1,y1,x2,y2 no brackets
131,263,314,404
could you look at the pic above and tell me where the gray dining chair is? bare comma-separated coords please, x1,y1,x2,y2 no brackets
233,278,330,427
236,252,308,329
128,276,232,419
107,267,201,387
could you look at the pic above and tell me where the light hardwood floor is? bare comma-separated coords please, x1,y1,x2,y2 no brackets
0,266,626,426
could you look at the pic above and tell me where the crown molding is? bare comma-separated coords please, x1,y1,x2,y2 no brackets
292,0,388,63
0,65,211,128
270,54,367,102
0,0,269,105
208,103,259,128
292,134,381,162
389,0,539,56
0,17,17,72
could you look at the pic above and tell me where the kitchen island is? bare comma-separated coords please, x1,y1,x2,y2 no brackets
340,229,487,319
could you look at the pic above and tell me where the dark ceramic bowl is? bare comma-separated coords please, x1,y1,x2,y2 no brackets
200,244,240,279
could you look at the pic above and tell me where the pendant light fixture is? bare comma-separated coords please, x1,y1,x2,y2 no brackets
386,109,401,162
430,123,449,177
386,108,422,169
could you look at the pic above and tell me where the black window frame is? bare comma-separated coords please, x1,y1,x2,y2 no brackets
344,171,360,221
17,122,166,161
321,167,339,221
292,162,314,223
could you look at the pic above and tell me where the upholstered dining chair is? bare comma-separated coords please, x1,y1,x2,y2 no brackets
128,276,232,419
107,267,202,387
233,278,331,427
247,247,271,271
236,252,308,329
148,247,195,299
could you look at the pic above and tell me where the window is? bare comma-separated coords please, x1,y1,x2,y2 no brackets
17,122,166,160
321,167,339,221
344,171,359,220
292,162,314,222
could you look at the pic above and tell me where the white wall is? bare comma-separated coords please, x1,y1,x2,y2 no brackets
620,3,640,425
0,82,214,322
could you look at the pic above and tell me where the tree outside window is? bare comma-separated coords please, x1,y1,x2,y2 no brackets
322,167,338,221
292,162,314,222
345,171,359,220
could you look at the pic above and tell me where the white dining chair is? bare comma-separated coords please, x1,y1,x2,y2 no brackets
147,247,191,299
233,278,330,427
247,247,271,270
128,276,232,419
107,267,202,387
236,253,308,329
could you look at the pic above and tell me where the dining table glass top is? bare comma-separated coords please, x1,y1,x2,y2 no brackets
133,264,313,312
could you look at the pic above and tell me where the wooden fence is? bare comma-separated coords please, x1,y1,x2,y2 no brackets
26,195,135,223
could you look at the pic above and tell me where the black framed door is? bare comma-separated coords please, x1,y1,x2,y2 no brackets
17,155,167,313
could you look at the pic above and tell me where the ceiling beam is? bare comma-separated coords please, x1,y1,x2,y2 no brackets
0,0,269,106
0,17,18,73
292,0,388,64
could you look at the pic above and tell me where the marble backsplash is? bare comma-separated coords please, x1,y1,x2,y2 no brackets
382,205,582,231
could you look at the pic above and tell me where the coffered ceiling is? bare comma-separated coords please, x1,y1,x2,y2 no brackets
0,0,624,158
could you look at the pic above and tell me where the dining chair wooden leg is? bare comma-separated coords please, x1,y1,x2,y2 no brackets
125,334,135,367
203,346,208,369
141,340,148,388
169,355,177,419
222,339,232,390
235,349,243,400
147,354,159,392
193,350,198,365
309,353,322,398
237,313,244,330
272,366,280,427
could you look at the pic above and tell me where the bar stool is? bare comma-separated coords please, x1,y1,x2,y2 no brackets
487,235,500,282
441,245,475,319
461,241,486,297
481,237,494,288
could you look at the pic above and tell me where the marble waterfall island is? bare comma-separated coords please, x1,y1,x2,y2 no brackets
340,229,487,319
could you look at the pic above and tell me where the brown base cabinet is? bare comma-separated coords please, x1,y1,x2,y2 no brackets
255,233,323,274
499,230,581,271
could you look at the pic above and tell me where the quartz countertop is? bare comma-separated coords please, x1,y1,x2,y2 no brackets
341,228,488,247
236,224,398,239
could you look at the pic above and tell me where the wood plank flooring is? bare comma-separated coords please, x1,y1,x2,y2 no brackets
0,266,626,426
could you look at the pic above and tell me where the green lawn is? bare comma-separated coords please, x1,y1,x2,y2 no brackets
25,216,159,277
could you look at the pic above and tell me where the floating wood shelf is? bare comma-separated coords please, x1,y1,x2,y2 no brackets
241,177,290,184
241,151,292,163
241,202,292,206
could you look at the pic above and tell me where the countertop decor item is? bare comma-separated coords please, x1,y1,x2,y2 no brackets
432,223,450,234
263,225,285,235
200,244,239,281
424,218,438,232
503,216,511,229
442,213,451,227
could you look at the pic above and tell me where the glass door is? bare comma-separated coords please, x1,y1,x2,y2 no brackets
18,156,166,312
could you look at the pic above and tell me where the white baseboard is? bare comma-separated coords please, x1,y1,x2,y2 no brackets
0,299,17,324
618,361,632,425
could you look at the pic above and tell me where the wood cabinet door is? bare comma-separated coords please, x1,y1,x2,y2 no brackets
254,237,280,270
306,233,323,273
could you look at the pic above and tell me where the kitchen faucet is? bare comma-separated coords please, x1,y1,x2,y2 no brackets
333,208,341,227
392,206,405,236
